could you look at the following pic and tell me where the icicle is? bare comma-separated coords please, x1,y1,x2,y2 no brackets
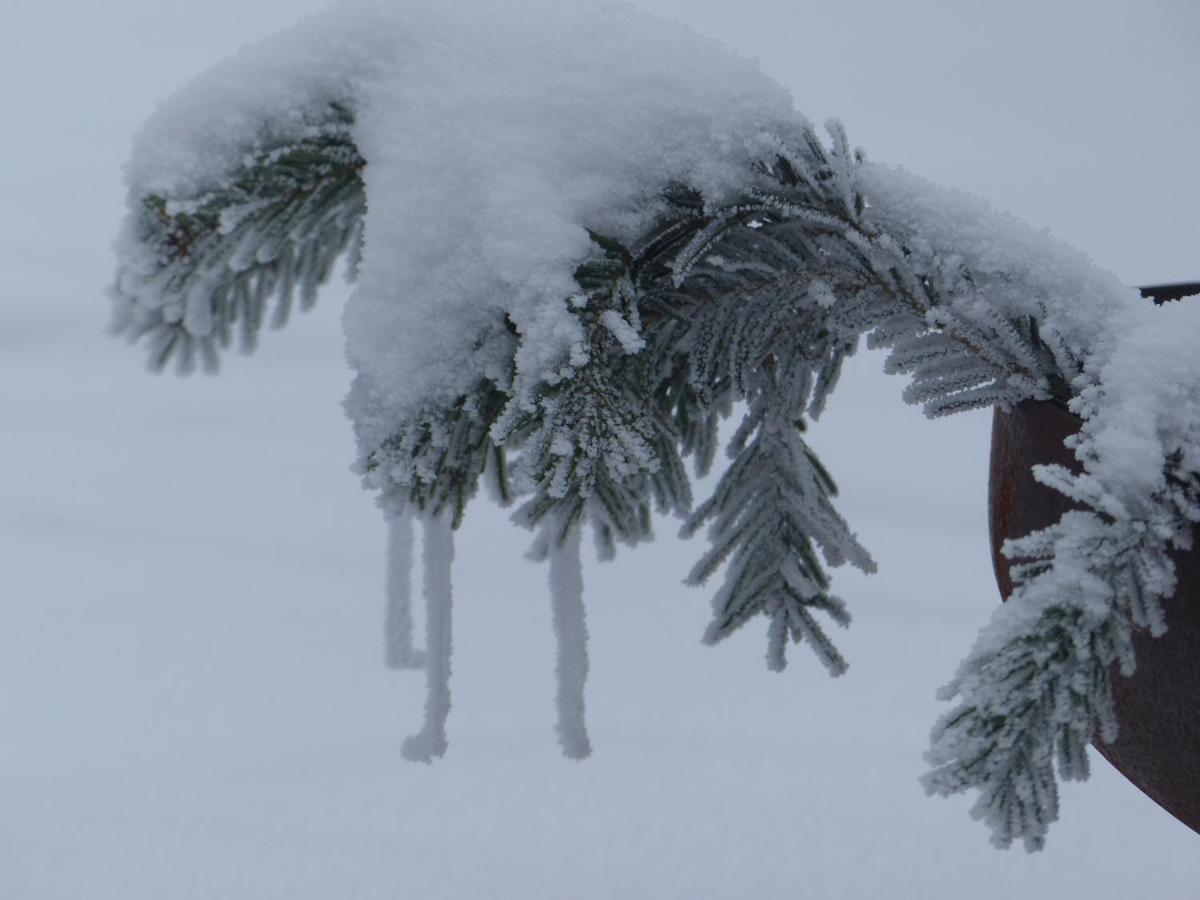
765,608,788,672
401,511,454,762
548,525,592,759
384,508,425,670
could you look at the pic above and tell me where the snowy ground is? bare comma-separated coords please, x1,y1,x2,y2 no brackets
2,1,1198,897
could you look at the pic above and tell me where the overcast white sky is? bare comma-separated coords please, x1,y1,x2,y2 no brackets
1,2,1197,897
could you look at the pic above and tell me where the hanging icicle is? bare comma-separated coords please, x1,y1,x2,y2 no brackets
548,525,592,759
384,508,425,670
401,511,455,762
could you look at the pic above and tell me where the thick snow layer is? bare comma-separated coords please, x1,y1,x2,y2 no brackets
858,161,1145,365
1076,299,1200,508
126,8,399,200
124,0,807,434
346,1,805,425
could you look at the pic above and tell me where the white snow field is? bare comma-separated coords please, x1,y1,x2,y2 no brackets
2,1,1198,897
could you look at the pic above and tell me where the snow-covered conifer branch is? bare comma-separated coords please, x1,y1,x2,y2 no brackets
113,103,365,372
501,233,692,554
113,1,1200,849
922,301,1200,846
922,511,1159,850
678,344,874,672
360,378,513,528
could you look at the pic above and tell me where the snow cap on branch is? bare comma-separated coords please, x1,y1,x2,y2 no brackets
121,0,809,435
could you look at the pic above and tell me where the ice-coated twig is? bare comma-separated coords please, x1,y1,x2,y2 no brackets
548,525,592,759
402,511,455,762
384,508,425,670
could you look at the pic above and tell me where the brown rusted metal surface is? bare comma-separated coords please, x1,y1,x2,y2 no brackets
989,400,1200,834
